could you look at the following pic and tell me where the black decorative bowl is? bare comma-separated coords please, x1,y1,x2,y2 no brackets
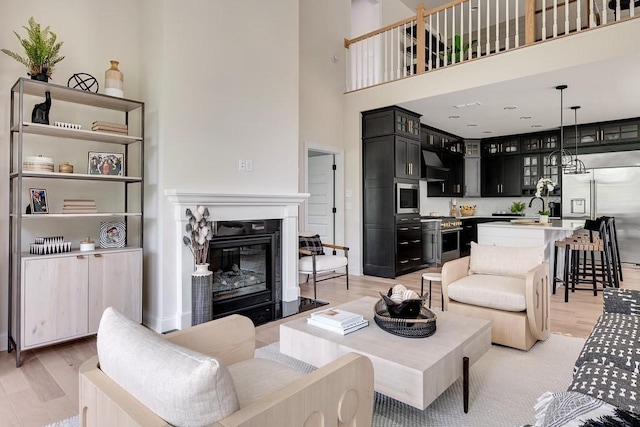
373,299,437,338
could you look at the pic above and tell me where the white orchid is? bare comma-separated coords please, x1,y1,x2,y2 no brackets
535,178,555,215
183,206,214,265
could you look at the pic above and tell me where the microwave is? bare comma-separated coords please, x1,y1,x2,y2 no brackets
396,182,419,214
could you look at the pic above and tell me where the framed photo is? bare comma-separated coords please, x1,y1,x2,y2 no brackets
29,188,48,214
100,221,126,248
88,151,124,176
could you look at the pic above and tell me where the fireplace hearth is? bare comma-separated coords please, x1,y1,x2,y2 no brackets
208,220,281,325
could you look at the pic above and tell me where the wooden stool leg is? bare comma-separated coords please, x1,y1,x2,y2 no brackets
564,246,571,303
428,281,433,309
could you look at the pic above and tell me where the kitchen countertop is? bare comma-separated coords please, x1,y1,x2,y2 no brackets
477,219,585,231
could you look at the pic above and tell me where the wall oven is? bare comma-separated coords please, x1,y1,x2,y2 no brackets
396,182,419,214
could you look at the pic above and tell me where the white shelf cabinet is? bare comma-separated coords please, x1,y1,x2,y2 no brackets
8,78,144,366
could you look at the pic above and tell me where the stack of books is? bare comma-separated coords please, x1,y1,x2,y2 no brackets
63,199,98,214
307,308,369,335
92,121,128,135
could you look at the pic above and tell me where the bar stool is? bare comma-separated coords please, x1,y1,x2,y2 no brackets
421,272,443,309
573,218,618,290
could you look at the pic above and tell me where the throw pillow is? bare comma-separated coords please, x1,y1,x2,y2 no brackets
469,242,545,278
299,234,325,257
97,307,240,426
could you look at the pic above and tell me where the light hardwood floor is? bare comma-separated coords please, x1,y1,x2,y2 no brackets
1,265,639,426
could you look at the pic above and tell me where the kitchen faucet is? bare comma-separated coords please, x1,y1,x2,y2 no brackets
528,196,545,212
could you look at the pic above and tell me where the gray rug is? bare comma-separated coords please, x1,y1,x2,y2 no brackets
45,333,585,427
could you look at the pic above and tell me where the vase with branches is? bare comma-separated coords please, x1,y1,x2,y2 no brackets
1,17,65,81
182,206,214,267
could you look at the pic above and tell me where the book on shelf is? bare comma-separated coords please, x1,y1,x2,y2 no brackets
309,308,364,328
91,126,128,134
307,318,369,335
92,121,128,130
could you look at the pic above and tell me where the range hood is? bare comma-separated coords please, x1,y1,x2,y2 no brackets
422,150,449,182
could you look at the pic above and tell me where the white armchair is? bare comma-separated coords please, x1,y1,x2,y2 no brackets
298,232,349,300
441,242,550,351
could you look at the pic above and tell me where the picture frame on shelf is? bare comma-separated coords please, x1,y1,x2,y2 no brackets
88,151,124,176
29,188,48,214
100,221,126,248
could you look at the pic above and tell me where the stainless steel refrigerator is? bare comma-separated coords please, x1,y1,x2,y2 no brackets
562,151,640,265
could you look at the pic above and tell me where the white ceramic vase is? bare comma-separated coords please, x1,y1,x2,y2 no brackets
538,214,549,224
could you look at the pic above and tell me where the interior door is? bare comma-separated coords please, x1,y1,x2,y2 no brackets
307,153,335,243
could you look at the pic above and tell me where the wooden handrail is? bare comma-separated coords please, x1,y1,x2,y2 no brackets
423,0,467,17
345,14,418,47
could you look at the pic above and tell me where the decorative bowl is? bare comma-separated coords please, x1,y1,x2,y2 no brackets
460,205,476,216
373,299,437,338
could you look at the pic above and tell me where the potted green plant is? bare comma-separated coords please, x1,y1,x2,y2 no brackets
510,201,526,215
1,17,65,81
439,35,477,63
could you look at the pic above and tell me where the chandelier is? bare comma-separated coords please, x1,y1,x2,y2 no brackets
547,84,586,174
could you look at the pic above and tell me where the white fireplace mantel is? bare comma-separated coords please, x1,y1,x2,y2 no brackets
165,190,309,329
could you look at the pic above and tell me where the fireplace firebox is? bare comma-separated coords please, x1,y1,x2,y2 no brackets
208,220,281,325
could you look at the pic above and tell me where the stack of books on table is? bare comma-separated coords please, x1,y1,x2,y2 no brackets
63,199,98,214
307,308,369,335
92,121,128,135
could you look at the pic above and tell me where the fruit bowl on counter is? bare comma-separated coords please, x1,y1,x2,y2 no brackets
459,205,476,216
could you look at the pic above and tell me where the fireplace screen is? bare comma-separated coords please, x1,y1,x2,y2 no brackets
211,242,268,301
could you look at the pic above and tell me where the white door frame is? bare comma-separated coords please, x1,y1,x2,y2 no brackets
304,143,345,246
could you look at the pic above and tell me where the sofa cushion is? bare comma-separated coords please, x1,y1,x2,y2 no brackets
97,307,239,426
299,254,348,273
469,242,544,279
604,288,640,316
228,357,305,408
569,362,640,415
574,313,640,375
447,274,526,312
299,234,325,257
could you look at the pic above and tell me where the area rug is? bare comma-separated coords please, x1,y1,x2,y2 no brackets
45,333,585,427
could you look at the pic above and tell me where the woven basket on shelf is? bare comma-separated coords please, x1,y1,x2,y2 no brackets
373,299,437,338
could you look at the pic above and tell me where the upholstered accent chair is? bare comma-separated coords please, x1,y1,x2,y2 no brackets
79,308,374,427
441,242,550,351
298,232,349,300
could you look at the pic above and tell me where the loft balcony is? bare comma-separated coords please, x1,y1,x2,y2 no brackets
345,0,640,92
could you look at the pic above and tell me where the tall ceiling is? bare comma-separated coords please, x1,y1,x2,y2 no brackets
391,1,640,139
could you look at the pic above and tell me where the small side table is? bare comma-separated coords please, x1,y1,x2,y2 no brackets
421,272,443,309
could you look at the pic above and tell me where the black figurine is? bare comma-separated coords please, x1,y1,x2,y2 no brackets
32,91,51,125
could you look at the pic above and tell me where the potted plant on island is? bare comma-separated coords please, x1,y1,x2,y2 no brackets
1,17,65,82
535,178,556,224
510,201,526,216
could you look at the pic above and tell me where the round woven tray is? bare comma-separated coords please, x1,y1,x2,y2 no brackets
373,299,437,338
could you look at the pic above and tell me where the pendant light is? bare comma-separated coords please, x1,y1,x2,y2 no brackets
566,106,587,174
548,84,574,171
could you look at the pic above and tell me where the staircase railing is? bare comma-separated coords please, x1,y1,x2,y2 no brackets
345,0,638,92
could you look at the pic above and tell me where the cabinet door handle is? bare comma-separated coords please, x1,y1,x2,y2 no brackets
411,239,421,243
76,255,85,260
399,260,409,264
411,257,421,261
399,241,409,245
398,227,409,231
412,226,420,230
94,254,102,258
442,183,445,193
399,218,408,221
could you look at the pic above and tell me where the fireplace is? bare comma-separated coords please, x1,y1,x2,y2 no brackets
208,220,281,325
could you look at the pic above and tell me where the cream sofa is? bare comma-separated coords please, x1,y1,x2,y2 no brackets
79,308,374,427
441,242,550,351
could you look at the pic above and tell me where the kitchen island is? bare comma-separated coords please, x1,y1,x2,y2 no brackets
477,220,585,283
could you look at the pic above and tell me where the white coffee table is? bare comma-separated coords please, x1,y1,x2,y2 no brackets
280,296,491,411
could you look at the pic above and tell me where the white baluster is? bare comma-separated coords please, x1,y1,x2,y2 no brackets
616,0,621,21
436,13,441,69
402,23,407,77
515,0,520,47
452,5,457,64
444,8,448,66
542,0,547,40
505,0,510,50
565,0,570,35
553,0,558,38
495,0,500,53
477,0,482,57
601,0,607,25
631,0,635,17
428,15,433,70
468,1,473,60
486,0,491,55
577,0,582,31
589,0,595,28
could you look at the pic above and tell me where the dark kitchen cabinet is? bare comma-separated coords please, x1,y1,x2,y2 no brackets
425,151,463,197
564,118,640,149
396,136,421,179
460,218,496,257
481,154,521,197
521,151,561,196
362,106,424,278
482,138,519,156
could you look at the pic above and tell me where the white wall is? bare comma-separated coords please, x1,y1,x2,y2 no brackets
0,0,143,350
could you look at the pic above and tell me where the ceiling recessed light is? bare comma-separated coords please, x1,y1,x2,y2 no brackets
503,106,518,110
482,131,493,134
531,124,542,128
520,116,532,120
454,101,482,109
467,124,478,127
448,115,460,119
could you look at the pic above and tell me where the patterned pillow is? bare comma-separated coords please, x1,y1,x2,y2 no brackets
604,288,640,316
569,362,639,414
299,234,324,257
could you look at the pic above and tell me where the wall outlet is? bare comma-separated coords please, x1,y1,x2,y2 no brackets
239,160,246,171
